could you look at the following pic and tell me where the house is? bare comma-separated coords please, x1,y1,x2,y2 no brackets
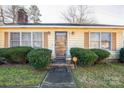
0,9,124,60
0,23,124,60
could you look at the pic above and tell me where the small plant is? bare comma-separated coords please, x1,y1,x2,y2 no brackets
119,48,124,63
70,48,98,66
27,48,52,69
91,49,110,62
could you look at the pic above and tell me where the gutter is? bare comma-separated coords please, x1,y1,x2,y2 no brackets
0,25,124,29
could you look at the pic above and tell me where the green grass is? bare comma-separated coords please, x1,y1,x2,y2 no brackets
72,62,124,88
0,64,47,87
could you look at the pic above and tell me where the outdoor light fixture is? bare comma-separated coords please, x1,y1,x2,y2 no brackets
71,31,75,35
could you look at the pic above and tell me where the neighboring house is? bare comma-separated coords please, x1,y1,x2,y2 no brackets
0,23,124,60
17,9,28,23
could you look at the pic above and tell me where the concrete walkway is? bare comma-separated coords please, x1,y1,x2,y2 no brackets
40,59,76,88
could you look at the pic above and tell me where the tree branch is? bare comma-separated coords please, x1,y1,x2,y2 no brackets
61,5,95,24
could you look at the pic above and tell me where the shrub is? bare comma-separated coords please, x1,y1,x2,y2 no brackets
0,47,33,64
0,48,8,58
70,48,98,66
91,49,110,62
120,48,124,63
0,57,8,65
27,48,52,69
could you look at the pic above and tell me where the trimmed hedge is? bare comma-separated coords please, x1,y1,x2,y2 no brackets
120,48,124,63
0,57,8,65
0,47,32,64
27,48,52,69
70,48,98,66
91,49,110,61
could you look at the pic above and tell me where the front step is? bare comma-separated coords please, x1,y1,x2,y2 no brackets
49,58,75,69
49,63,75,69
53,58,66,64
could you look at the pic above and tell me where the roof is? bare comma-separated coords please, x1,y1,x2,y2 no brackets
0,23,124,28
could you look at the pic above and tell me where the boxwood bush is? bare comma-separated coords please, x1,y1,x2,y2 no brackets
27,48,52,69
91,49,110,62
0,47,32,64
0,48,8,58
70,48,98,66
120,48,124,63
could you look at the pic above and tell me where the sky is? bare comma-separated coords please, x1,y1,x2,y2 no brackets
38,5,124,25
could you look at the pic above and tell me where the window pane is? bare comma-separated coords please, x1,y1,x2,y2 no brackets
22,32,31,41
10,32,20,47
33,32,42,48
101,32,111,41
101,32,111,50
101,41,111,50
33,41,42,48
90,41,100,48
21,41,31,46
10,41,20,47
10,32,20,41
90,32,100,48
90,32,100,41
21,32,31,46
33,32,42,41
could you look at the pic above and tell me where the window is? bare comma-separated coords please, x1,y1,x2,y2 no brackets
90,32,111,50
10,32,20,47
21,32,31,46
33,32,42,48
90,32,100,48
10,32,42,48
101,32,111,50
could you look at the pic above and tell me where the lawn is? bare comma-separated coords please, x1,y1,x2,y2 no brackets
72,62,124,88
0,64,47,87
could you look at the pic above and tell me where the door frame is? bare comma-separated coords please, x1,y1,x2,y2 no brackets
55,31,67,58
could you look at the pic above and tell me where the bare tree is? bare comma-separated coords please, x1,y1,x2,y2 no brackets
61,5,95,24
0,6,5,24
0,5,42,24
0,5,27,24
28,5,42,23
4,5,25,24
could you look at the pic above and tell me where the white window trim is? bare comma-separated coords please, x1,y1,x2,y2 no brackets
9,32,20,47
21,32,32,47
89,32,100,49
9,31,44,48
89,32,112,51
32,32,43,48
101,32,112,50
